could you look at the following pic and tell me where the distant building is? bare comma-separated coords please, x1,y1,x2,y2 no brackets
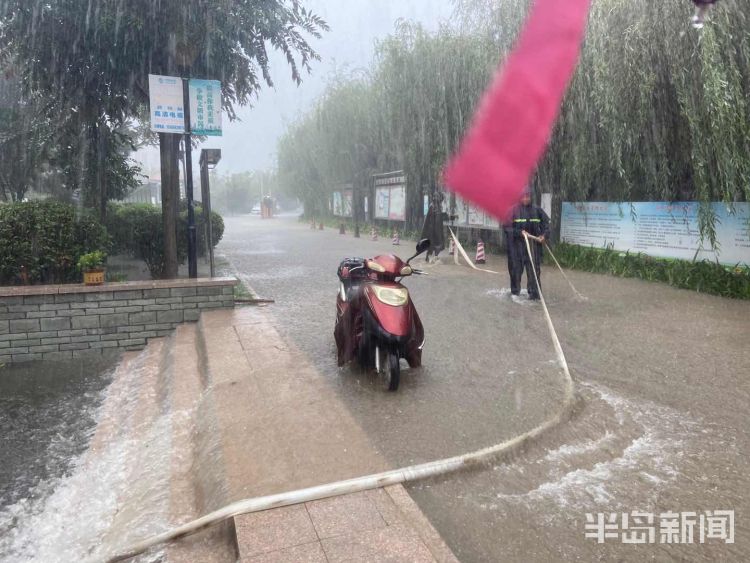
122,145,197,205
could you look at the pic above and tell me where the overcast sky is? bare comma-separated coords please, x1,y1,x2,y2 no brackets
136,0,455,177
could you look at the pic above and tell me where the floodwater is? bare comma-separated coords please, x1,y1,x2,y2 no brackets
1,213,746,562
0,350,178,563
0,357,122,561
0,358,115,512
219,214,750,561
0,359,119,516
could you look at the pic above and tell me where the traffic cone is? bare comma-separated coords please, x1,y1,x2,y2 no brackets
319,222,324,230
475,240,486,264
370,227,378,241
448,237,455,256
392,231,400,245
339,223,346,235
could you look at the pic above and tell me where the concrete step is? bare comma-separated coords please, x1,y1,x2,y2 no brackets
100,305,456,561
165,322,237,563
95,337,174,555
195,306,458,563
195,306,387,501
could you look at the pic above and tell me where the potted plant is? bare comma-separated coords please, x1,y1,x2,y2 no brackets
78,251,107,286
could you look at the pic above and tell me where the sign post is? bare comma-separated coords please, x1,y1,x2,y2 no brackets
182,79,198,279
189,79,222,136
148,75,185,134
150,74,223,280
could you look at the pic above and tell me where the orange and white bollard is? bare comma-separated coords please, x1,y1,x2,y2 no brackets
319,222,324,230
370,228,378,241
475,240,486,264
392,231,400,245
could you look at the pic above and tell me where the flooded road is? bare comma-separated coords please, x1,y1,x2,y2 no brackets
0,346,179,563
0,358,118,511
0,357,118,559
219,213,750,562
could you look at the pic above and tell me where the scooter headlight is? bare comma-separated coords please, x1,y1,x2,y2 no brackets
371,286,409,306
367,260,386,273
400,266,413,276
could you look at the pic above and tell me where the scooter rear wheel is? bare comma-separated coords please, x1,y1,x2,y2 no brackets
378,347,400,391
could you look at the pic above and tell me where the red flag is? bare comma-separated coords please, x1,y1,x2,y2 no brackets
443,0,592,222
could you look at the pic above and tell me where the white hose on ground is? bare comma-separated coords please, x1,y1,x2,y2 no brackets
543,241,586,300
448,228,501,274
452,228,584,300
104,235,575,563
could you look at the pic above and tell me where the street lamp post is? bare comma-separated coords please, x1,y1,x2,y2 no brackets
199,149,221,277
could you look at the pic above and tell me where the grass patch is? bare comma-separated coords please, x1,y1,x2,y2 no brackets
552,242,750,299
233,278,256,301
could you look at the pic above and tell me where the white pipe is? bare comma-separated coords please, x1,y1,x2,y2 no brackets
448,228,501,274
105,237,575,563
451,227,584,301
543,242,586,300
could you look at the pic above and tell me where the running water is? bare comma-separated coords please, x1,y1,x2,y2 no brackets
0,347,173,563
486,287,535,305
0,359,113,513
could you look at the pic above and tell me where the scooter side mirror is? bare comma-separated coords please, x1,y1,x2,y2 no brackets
407,238,431,264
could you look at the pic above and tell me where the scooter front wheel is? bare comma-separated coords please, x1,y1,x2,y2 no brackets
378,346,400,392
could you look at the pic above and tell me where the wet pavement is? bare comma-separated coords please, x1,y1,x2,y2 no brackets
0,357,117,513
218,213,749,562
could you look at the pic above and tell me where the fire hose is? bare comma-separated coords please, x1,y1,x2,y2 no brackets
450,228,585,300
104,234,575,563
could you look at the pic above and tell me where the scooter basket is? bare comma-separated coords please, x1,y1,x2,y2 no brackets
337,257,366,282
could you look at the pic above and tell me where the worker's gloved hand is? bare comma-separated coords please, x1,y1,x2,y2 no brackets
538,235,546,244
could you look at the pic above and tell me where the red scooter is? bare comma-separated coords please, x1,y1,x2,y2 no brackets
334,239,430,391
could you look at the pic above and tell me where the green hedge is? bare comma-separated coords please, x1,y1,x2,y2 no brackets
106,203,224,279
0,201,110,285
552,242,750,299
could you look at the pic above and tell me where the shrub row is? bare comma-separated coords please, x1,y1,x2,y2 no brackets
552,242,750,300
106,203,224,278
0,201,110,285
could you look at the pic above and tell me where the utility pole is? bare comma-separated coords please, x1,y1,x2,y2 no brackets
182,78,197,278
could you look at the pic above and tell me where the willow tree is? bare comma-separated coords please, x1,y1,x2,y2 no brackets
370,22,497,227
279,0,748,237
278,23,499,228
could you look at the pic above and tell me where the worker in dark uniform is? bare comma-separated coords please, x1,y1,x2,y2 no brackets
420,191,446,263
507,189,550,300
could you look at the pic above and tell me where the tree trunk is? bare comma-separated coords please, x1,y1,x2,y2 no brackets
160,133,180,279
95,122,107,222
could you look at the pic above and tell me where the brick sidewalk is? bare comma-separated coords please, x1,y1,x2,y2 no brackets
235,487,457,562
198,307,458,563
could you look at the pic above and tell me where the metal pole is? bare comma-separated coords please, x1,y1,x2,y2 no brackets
204,165,215,277
199,158,209,263
183,78,198,278
353,182,360,238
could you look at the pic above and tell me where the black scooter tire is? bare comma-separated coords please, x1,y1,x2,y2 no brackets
384,350,400,392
